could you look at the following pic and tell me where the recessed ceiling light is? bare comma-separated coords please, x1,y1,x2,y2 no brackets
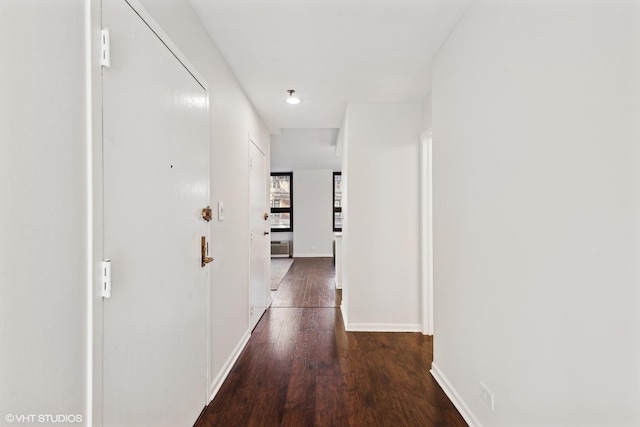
286,89,301,105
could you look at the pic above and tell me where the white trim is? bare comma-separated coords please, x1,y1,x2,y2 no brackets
335,279,342,290
208,329,252,402
292,253,333,258
85,1,97,424
420,129,434,335
430,363,482,427
89,0,106,423
247,139,253,328
344,323,422,332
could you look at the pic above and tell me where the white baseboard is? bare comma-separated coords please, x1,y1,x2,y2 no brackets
343,322,422,332
292,253,333,258
338,304,419,333
430,362,482,427
335,279,342,289
266,294,273,308
208,329,251,402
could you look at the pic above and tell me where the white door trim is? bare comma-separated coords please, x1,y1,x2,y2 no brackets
421,129,434,335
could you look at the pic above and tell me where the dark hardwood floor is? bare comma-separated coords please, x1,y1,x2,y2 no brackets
195,258,467,427
271,257,341,308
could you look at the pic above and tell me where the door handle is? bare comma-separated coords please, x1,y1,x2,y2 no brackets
264,231,270,235
201,236,213,267
201,206,213,222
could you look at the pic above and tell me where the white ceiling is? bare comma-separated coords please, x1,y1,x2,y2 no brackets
189,0,473,135
271,128,341,171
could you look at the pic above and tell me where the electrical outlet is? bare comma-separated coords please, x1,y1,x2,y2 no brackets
479,382,494,410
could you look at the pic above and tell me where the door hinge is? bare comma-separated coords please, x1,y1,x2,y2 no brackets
101,28,111,67
102,259,112,298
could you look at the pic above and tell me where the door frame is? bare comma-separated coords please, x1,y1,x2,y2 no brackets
88,0,212,422
247,136,270,329
421,129,434,335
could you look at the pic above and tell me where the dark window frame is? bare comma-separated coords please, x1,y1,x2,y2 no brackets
333,172,342,232
270,172,293,232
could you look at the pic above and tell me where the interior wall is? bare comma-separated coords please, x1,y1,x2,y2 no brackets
432,0,640,425
138,0,270,398
421,93,432,133
342,103,422,331
0,0,88,420
292,169,334,257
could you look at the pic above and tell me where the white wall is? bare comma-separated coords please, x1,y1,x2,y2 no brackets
432,1,640,426
0,0,88,421
342,103,422,331
292,170,334,257
139,0,270,400
421,93,432,133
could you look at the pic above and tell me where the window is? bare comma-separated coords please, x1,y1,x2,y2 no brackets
333,172,342,232
270,173,293,232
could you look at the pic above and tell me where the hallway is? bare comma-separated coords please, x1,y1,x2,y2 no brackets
196,258,467,426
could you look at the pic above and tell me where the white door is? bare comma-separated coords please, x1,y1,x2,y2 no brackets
249,141,269,330
102,1,209,426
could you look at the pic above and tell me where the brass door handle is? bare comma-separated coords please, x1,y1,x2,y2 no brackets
202,206,213,222
201,236,214,267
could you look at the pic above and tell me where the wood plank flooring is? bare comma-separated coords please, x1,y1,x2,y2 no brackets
271,257,341,308
195,258,467,427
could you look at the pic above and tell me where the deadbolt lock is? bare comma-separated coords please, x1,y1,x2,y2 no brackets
202,206,213,222
263,213,269,221
201,236,213,267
